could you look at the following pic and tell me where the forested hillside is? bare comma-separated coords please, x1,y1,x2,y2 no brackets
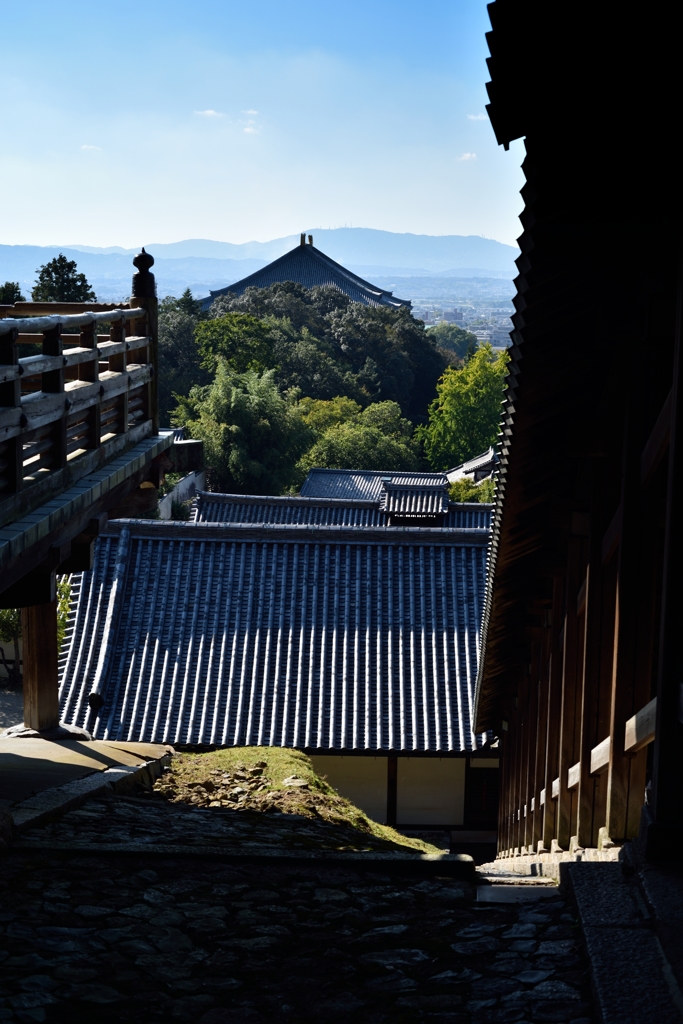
158,282,508,495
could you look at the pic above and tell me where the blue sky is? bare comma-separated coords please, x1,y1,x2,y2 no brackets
0,0,524,248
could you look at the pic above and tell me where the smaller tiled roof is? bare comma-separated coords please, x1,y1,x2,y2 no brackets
59,519,490,752
194,491,492,531
200,241,410,312
379,481,450,517
447,447,499,483
301,468,448,501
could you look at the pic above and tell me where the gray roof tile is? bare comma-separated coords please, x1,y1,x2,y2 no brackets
59,519,490,753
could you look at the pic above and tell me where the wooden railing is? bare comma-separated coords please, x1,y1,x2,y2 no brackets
0,302,156,524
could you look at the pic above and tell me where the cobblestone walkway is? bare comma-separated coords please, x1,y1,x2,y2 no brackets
1,798,594,1024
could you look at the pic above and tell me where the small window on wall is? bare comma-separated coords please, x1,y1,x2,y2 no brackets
464,759,499,828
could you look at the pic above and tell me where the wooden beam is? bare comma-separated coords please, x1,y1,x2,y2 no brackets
624,698,657,753
21,599,59,731
0,568,56,609
590,736,611,774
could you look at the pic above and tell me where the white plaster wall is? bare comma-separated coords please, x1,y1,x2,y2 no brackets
397,757,466,825
309,756,387,822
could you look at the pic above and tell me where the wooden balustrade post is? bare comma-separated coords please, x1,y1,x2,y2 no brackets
0,326,22,495
108,316,128,434
130,248,158,433
21,598,60,732
42,324,67,470
79,322,101,448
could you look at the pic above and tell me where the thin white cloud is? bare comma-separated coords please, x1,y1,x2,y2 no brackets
458,152,477,161
242,109,259,115
80,144,101,151
243,126,259,134
194,109,224,118
467,113,488,121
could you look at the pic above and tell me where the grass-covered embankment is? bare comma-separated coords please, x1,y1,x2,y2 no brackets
154,746,442,855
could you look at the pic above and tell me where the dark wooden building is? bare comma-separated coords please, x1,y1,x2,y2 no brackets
474,1,683,862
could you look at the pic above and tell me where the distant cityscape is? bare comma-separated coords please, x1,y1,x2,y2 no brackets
414,303,514,347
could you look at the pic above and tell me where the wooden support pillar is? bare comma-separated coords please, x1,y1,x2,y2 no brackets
525,643,540,849
533,621,551,850
542,575,564,850
21,599,60,732
577,554,602,849
387,755,397,826
605,399,651,843
557,539,583,850
649,278,683,858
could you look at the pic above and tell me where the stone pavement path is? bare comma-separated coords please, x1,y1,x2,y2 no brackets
1,798,595,1024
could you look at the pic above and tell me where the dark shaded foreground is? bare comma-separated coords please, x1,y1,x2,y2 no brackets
0,800,594,1024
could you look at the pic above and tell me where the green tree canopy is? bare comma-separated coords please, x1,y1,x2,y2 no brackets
32,254,96,302
420,343,509,470
299,422,420,473
298,399,421,473
173,363,313,494
157,301,212,427
210,282,446,418
448,476,496,503
0,281,25,304
196,312,275,374
427,322,478,362
298,395,361,434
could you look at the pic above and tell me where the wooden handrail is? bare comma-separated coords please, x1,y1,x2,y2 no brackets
0,307,145,336
590,736,611,774
624,697,657,753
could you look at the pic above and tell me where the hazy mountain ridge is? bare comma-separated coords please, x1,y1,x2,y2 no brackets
1,229,519,302
60,228,518,271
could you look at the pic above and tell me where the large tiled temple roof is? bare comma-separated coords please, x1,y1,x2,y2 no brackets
59,518,490,753
201,240,411,311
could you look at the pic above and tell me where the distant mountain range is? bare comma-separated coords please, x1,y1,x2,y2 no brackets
0,228,519,301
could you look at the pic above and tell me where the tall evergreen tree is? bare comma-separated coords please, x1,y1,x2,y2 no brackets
0,281,25,304
32,254,96,302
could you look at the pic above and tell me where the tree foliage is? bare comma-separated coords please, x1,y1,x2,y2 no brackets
196,313,274,374
173,363,313,494
448,476,496,503
427,322,478,363
420,343,509,470
209,282,445,418
298,400,421,473
32,254,96,302
0,281,25,304
157,290,211,426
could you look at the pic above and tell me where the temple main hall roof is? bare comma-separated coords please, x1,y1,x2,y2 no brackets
201,237,411,311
